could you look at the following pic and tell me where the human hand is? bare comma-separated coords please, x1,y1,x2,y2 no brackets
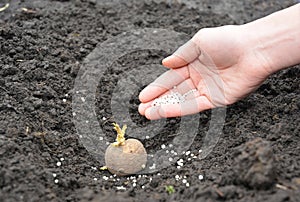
138,25,273,120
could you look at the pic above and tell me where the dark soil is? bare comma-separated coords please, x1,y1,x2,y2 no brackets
1,0,300,201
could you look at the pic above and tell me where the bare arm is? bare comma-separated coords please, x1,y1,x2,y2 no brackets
241,3,300,74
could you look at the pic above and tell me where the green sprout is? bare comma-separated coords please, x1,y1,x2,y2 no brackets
165,185,175,194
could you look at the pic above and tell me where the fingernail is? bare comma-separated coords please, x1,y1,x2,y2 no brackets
162,55,173,63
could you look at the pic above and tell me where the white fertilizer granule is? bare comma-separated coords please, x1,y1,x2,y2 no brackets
152,88,197,107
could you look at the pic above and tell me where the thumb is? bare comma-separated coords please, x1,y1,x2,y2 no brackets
162,39,200,69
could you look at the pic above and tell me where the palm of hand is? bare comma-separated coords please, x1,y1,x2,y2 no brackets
187,56,267,106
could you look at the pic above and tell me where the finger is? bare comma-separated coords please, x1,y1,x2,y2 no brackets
174,78,196,95
162,55,187,69
144,96,213,120
139,67,189,103
138,89,172,115
139,79,199,116
184,89,200,100
138,101,153,116
162,39,200,69
171,79,201,100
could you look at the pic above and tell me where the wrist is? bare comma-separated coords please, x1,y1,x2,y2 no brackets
240,4,300,75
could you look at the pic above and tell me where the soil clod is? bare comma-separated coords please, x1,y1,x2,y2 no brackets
233,137,276,190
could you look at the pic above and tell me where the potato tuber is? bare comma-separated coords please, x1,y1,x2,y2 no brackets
104,123,147,176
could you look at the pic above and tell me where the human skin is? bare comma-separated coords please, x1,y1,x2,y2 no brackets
139,4,300,120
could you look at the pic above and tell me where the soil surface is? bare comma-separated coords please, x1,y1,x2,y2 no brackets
0,0,300,202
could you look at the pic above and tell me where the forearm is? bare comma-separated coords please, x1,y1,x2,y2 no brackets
241,4,300,74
